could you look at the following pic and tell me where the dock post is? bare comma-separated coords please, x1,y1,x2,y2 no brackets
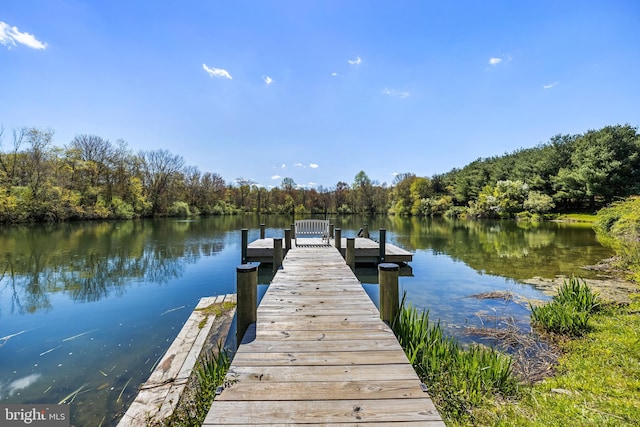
260,224,266,239
236,263,258,347
379,263,399,324
329,223,335,239
273,238,283,272
334,228,342,252
379,228,387,263
284,229,292,252
241,228,248,264
346,238,356,270
362,223,370,238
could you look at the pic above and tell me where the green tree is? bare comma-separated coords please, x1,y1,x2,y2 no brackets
281,177,296,191
139,149,185,215
352,170,375,214
567,125,640,207
390,173,416,216
523,191,555,214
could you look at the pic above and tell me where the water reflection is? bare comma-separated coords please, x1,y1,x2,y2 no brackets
0,215,612,426
0,373,42,399
0,220,231,315
385,217,611,280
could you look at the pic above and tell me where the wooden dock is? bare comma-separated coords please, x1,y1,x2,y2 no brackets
246,237,413,264
204,246,444,425
119,294,236,426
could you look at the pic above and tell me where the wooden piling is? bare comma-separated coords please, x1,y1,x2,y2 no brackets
334,228,342,251
284,229,292,252
236,264,258,347
241,229,248,264
260,224,266,239
273,238,283,272
379,228,387,263
379,263,399,324
329,223,334,239
346,237,355,270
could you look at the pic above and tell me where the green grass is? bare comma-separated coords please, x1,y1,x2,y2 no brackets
476,294,640,426
530,277,601,336
554,213,598,223
393,280,639,426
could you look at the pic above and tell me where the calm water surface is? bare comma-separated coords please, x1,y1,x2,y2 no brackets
0,215,612,426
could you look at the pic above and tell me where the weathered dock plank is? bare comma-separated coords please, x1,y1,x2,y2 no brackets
203,246,443,426
118,294,236,427
206,399,442,424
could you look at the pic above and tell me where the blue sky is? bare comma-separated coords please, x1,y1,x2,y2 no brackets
2,1,639,189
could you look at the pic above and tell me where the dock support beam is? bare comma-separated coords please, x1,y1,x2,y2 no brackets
273,238,283,272
284,229,292,252
329,223,335,239
334,228,342,252
241,229,248,264
379,263,399,324
260,224,265,239
362,223,370,238
346,238,355,270
379,228,387,263
236,263,258,347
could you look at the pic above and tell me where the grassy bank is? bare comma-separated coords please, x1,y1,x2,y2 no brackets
479,294,640,426
553,213,598,223
393,281,640,426
594,196,640,282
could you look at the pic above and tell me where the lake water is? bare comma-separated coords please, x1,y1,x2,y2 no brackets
0,215,612,426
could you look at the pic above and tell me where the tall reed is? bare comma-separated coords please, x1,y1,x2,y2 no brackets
530,276,600,336
391,295,518,423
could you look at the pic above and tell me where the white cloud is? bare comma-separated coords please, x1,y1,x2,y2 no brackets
281,163,286,169
331,72,339,77
309,163,319,169
392,172,399,177
263,75,273,85
271,175,281,180
0,21,47,49
294,163,304,168
382,88,410,98
202,64,232,79
348,56,362,65
543,81,559,89
488,55,512,67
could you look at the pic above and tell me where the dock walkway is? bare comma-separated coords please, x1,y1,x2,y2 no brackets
204,246,444,425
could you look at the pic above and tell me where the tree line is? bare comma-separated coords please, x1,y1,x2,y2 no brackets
0,123,638,224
